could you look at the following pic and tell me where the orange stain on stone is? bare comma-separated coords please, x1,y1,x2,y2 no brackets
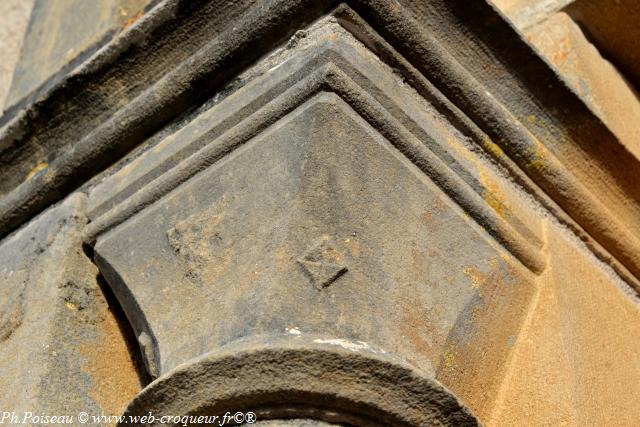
80,303,143,418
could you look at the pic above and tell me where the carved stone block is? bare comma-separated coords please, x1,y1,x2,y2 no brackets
1,0,639,425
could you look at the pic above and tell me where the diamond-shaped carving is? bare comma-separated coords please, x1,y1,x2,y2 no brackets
297,236,347,289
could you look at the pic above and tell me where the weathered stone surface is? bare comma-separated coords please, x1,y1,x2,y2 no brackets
124,336,479,426
0,194,143,418
93,88,532,410
525,12,640,160
565,0,640,88
493,1,640,162
4,0,153,110
82,16,567,421
0,0,639,425
490,221,640,426
0,0,33,109
1,0,638,295
490,0,574,29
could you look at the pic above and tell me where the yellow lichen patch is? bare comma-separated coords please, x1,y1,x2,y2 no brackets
483,188,509,219
523,111,562,151
485,192,509,218
122,10,144,30
444,134,512,220
442,348,457,371
497,247,517,265
471,304,483,322
25,161,48,181
42,168,57,183
464,258,500,290
463,266,484,289
445,136,473,161
482,135,505,159
478,167,512,220
525,141,548,172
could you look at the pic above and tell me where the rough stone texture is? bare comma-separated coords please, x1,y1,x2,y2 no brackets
490,0,574,29
490,221,640,426
4,0,153,110
0,194,143,420
0,0,639,426
493,1,640,161
489,0,640,290
92,81,533,417
0,0,638,303
0,0,33,110
565,0,640,89
525,12,640,159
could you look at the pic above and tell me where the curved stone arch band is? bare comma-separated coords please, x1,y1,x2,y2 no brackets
122,337,480,426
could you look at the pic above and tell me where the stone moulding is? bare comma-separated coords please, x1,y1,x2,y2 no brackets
122,336,480,426
85,35,546,273
0,0,638,293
